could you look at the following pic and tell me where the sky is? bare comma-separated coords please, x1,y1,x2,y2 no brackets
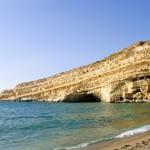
0,0,150,91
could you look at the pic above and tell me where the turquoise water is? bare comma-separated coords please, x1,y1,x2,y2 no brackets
0,102,150,150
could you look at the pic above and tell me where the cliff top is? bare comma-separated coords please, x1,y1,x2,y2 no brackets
13,40,150,87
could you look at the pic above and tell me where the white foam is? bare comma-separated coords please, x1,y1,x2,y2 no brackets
55,125,150,150
54,139,99,150
115,125,150,138
54,143,88,150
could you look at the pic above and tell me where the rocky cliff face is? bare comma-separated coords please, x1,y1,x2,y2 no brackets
0,41,150,102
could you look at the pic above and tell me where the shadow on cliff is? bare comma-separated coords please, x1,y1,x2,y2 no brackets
62,92,101,102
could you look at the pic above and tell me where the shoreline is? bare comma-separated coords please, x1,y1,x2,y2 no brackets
84,131,150,150
0,100,150,103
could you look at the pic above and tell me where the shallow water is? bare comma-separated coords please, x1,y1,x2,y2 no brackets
0,102,150,150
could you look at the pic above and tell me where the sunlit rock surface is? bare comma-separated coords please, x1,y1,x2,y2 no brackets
0,41,150,102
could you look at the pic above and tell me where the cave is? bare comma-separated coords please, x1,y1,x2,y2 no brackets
63,92,100,102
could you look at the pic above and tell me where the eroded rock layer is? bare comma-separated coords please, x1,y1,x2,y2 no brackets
0,41,150,102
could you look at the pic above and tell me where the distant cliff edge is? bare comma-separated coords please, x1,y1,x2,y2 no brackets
0,41,150,103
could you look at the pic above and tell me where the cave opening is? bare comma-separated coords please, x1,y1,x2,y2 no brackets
63,92,101,102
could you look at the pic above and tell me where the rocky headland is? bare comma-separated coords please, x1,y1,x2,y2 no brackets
0,41,150,102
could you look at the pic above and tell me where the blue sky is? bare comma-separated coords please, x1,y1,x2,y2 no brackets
0,0,150,90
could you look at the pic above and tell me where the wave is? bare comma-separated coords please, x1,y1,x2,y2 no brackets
54,136,114,150
54,139,102,150
54,143,89,150
55,124,150,150
115,124,150,138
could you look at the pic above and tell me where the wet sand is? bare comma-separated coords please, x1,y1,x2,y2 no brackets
82,131,150,150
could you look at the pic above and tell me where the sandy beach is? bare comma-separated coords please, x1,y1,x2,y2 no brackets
84,131,150,150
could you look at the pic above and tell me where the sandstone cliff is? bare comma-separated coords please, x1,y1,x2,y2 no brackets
0,41,150,102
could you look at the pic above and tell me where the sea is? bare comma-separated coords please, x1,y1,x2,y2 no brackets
0,101,150,150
